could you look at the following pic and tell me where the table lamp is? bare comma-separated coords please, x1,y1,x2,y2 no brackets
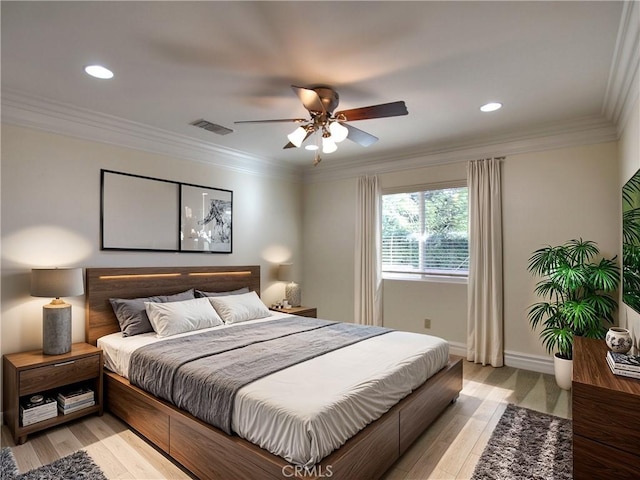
278,263,301,307
31,268,84,355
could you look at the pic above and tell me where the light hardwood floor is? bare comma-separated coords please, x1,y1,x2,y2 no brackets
2,362,571,480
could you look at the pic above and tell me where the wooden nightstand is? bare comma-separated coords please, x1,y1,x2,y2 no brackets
271,306,317,318
2,343,103,444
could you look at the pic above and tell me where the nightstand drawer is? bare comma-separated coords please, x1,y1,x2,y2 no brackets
19,355,100,395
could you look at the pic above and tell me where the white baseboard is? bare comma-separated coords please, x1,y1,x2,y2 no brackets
448,341,467,358
448,341,555,375
504,350,554,375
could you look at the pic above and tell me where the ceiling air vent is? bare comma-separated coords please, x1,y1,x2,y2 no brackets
190,119,233,136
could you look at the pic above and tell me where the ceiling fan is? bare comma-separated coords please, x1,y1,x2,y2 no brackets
235,85,408,166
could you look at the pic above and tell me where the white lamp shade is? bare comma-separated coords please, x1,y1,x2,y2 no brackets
329,122,348,142
31,268,84,298
287,127,307,148
278,263,293,282
322,137,337,154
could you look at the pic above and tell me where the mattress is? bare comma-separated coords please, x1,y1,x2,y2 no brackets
98,312,449,467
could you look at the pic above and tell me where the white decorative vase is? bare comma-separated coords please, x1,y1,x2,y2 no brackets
605,327,633,354
554,353,573,390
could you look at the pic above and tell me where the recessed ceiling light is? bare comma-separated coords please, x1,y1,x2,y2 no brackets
480,102,502,112
84,65,114,79
305,145,319,151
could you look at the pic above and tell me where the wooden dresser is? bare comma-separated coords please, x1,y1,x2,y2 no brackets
572,336,640,479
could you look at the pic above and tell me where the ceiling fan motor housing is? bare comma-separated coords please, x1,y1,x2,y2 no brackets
312,87,340,114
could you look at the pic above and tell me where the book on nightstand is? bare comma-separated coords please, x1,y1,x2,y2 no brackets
56,386,95,414
58,399,96,415
56,386,94,406
20,396,58,426
606,351,640,379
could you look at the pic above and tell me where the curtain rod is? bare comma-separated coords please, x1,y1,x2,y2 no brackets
471,156,506,162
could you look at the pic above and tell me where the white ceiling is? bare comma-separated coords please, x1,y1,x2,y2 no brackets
1,1,627,170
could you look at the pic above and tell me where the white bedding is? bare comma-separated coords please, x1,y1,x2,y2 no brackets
98,312,449,467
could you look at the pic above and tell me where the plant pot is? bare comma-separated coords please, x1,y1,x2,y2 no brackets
554,353,573,390
605,327,633,354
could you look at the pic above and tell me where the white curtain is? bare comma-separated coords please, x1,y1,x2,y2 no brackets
355,175,383,326
467,158,504,367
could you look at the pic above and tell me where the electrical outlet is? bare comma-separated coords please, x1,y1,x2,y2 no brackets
424,318,431,329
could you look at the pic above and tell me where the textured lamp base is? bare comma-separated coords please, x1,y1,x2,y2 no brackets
285,282,301,307
43,303,72,355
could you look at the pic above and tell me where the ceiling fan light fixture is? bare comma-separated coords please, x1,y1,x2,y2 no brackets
322,137,337,154
329,121,348,143
480,102,502,112
287,126,307,147
236,85,407,165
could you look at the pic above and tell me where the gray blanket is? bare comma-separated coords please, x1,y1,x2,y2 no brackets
129,317,391,434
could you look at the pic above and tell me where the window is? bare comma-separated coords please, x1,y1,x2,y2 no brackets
382,185,469,279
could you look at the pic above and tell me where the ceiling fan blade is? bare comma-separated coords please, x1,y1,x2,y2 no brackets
292,85,326,114
344,123,378,147
336,101,408,122
283,129,315,149
235,118,306,124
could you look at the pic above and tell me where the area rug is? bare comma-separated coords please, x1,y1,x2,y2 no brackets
1,447,107,480
471,404,572,480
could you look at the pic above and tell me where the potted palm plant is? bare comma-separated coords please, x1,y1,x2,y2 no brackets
527,239,619,389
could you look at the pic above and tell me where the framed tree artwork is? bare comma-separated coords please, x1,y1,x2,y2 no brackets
180,184,233,253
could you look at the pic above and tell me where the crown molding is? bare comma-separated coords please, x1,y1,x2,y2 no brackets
1,89,302,182
1,89,619,186
302,115,618,183
603,0,640,134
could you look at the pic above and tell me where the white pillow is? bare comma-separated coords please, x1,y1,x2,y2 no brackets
207,291,271,325
145,297,223,337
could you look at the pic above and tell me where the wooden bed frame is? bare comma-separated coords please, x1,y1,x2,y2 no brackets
85,266,463,480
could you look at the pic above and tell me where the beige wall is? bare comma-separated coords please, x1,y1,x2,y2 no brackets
301,177,358,323
503,142,619,357
619,96,640,348
1,124,302,358
303,141,620,365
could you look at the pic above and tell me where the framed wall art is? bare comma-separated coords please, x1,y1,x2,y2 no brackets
100,169,233,253
180,184,232,253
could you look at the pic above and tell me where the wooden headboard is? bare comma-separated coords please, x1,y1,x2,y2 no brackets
85,265,261,345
